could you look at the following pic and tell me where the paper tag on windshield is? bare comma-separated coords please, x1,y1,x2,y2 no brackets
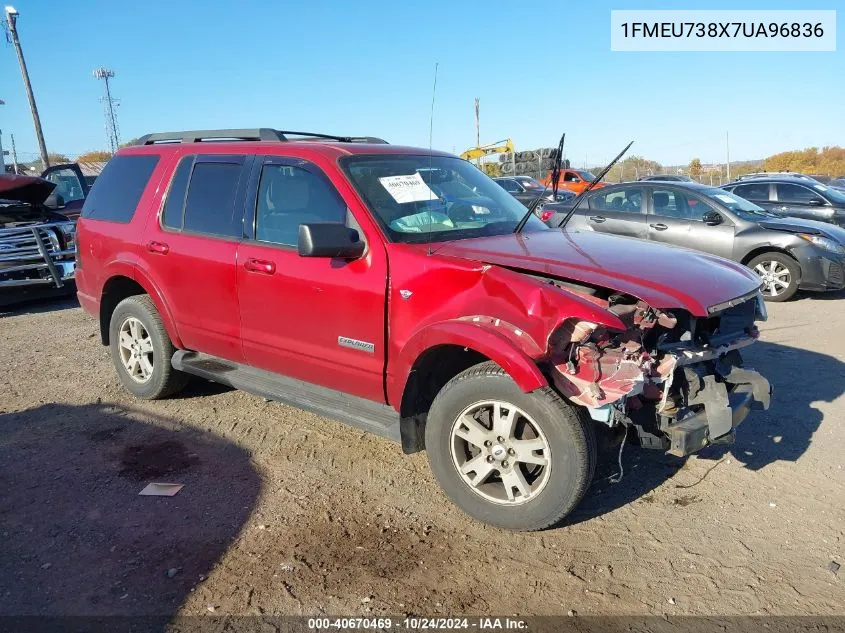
378,173,438,204
714,194,736,204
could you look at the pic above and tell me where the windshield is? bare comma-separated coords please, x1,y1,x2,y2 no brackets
515,177,544,190
812,183,845,204
577,171,597,182
342,155,547,244
706,188,779,218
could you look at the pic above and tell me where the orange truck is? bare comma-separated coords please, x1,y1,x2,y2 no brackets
542,168,607,194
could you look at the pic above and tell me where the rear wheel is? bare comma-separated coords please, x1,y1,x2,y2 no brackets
748,252,800,302
425,361,596,531
109,295,189,399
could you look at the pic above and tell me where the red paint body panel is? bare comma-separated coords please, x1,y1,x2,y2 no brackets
78,139,764,414
435,230,761,317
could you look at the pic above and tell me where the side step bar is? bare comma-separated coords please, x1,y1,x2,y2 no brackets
171,351,401,443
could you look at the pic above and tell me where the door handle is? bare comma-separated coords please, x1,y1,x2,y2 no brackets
146,240,169,254
244,258,276,275
649,223,668,231
588,215,606,223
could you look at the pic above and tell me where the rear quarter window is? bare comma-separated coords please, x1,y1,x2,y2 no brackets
81,155,160,223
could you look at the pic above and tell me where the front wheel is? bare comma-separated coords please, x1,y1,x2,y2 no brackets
748,252,800,302
425,361,596,531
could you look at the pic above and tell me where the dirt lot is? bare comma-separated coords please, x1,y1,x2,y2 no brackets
1,293,843,618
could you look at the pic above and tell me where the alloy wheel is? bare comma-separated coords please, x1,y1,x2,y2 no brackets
117,316,154,383
754,260,792,297
449,400,551,505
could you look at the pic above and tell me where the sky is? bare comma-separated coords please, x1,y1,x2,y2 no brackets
0,0,842,167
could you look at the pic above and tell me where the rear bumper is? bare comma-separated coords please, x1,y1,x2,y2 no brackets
77,288,99,318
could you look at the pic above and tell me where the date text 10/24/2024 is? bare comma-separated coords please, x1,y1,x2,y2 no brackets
308,617,528,630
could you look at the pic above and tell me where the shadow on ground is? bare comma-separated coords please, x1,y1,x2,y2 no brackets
566,339,843,525
0,403,261,620
0,291,79,317
798,288,845,301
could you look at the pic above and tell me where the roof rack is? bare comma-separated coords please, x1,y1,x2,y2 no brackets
735,171,816,182
134,129,388,145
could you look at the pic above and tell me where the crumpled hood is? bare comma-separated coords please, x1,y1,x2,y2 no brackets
758,216,845,243
436,229,762,316
0,174,56,205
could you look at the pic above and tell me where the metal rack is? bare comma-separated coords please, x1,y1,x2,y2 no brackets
135,129,388,145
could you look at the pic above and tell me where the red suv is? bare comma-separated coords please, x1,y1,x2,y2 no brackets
76,129,771,531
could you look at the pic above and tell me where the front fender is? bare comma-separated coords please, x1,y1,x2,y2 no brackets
387,319,548,408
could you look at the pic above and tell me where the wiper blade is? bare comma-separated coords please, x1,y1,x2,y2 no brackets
514,133,565,234
557,140,634,229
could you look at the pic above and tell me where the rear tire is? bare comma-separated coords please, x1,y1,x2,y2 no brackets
425,361,596,531
109,295,189,399
748,252,800,302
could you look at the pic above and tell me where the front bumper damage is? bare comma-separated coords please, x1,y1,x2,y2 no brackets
549,292,771,457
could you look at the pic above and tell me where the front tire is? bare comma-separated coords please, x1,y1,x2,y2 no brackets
109,295,189,399
748,252,800,302
425,361,596,531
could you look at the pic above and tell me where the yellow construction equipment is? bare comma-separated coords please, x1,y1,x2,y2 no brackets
460,139,514,161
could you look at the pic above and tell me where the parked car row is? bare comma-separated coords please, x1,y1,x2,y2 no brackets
542,176,845,301
493,176,575,207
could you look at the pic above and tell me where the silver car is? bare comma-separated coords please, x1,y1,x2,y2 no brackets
543,181,845,302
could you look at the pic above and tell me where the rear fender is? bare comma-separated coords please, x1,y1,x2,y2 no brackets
99,261,182,349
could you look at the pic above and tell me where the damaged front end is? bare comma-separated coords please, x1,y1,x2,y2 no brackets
548,289,771,457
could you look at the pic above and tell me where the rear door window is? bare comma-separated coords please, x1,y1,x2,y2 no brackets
732,183,770,201
182,158,245,238
589,188,643,213
81,155,159,222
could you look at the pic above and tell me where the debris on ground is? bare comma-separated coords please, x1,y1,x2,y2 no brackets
829,560,840,575
138,482,184,497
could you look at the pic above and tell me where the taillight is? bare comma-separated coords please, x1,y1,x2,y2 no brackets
541,210,554,222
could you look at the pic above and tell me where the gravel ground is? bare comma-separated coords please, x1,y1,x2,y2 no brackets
1,292,843,617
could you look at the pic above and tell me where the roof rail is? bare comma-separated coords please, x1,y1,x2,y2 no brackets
134,129,388,145
735,171,815,182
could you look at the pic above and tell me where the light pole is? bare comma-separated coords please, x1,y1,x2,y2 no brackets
5,6,50,169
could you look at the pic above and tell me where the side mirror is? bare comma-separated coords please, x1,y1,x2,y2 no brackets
702,211,723,225
298,223,365,259
43,192,66,209
807,198,825,206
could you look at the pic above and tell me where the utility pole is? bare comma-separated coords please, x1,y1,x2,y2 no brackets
4,6,49,169
10,133,18,173
94,67,120,153
726,130,731,181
